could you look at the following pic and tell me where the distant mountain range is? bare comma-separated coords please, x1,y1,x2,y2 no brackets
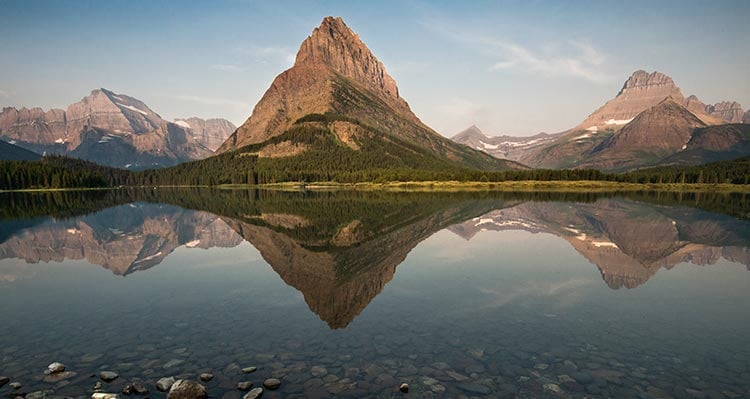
0,139,40,161
452,70,750,171
0,89,235,169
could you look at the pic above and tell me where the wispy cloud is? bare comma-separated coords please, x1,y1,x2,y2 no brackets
174,95,251,110
235,45,295,65
0,89,13,98
420,20,613,83
211,64,245,72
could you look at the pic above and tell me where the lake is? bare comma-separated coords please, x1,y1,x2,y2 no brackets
1,189,749,399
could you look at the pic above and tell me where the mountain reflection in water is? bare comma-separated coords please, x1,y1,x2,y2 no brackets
1,189,748,329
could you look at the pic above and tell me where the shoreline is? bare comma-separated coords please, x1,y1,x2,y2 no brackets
1,180,750,194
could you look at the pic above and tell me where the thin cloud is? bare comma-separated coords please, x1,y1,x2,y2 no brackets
211,64,245,72
235,45,295,65
420,19,613,83
174,95,251,110
0,89,13,98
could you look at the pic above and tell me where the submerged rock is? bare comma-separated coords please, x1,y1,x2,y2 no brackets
0,376,9,387
156,377,176,392
236,381,253,391
262,379,280,390
26,391,46,399
43,371,77,383
132,381,148,395
241,367,257,374
92,393,119,399
199,373,214,382
47,362,66,374
100,371,119,382
9,382,22,389
457,383,491,395
166,380,207,399
243,388,263,399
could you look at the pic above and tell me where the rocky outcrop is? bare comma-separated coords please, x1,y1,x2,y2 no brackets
706,101,745,123
173,117,236,152
744,110,750,124
0,89,215,168
217,16,517,171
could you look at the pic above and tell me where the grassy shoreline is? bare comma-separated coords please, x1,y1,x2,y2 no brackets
2,180,750,194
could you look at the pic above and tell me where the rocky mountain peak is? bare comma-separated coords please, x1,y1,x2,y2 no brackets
452,125,486,140
618,70,678,96
707,101,744,123
294,16,399,99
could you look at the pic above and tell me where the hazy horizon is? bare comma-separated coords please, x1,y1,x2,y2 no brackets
1,0,749,137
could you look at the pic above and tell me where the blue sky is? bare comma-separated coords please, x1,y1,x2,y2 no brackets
1,0,748,136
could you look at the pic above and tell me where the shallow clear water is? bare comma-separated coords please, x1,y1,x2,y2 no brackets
1,189,749,398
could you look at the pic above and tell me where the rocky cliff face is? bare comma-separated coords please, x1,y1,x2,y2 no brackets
173,117,236,152
0,89,214,169
706,101,745,123
217,16,517,171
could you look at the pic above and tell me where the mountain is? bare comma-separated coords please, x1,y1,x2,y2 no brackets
656,124,750,166
0,139,40,161
0,89,214,169
173,117,236,152
576,98,707,170
450,125,560,164
215,16,521,173
452,70,749,171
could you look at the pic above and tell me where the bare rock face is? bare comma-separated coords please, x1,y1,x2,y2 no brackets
0,89,215,168
451,125,560,163
575,70,686,131
685,95,708,116
173,117,236,152
706,101,745,123
295,16,400,100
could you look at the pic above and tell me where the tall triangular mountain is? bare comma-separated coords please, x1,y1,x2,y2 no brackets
217,17,520,171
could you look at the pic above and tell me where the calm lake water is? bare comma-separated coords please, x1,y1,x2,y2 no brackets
1,189,749,399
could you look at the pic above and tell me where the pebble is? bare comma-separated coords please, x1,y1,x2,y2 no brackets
9,382,22,389
94,381,104,391
92,394,119,399
399,383,409,393
457,383,492,395
543,383,562,394
236,381,254,391
163,359,185,369
243,388,263,399
26,391,46,399
262,378,281,390
156,377,177,392
132,381,148,395
241,367,257,374
47,362,66,374
45,371,77,383
166,380,207,399
311,366,327,377
0,376,9,387
199,373,214,382
100,371,119,382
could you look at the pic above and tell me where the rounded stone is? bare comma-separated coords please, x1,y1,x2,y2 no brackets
236,381,254,391
399,383,409,393
9,382,22,389
241,367,257,374
100,371,119,383
166,380,207,399
48,362,67,374
262,379,281,390
243,388,263,399
156,377,177,392
199,374,214,382
0,376,9,387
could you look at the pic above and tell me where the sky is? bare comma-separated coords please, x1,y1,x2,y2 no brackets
1,0,749,137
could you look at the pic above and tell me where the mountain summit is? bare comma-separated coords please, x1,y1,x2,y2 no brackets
216,17,518,172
